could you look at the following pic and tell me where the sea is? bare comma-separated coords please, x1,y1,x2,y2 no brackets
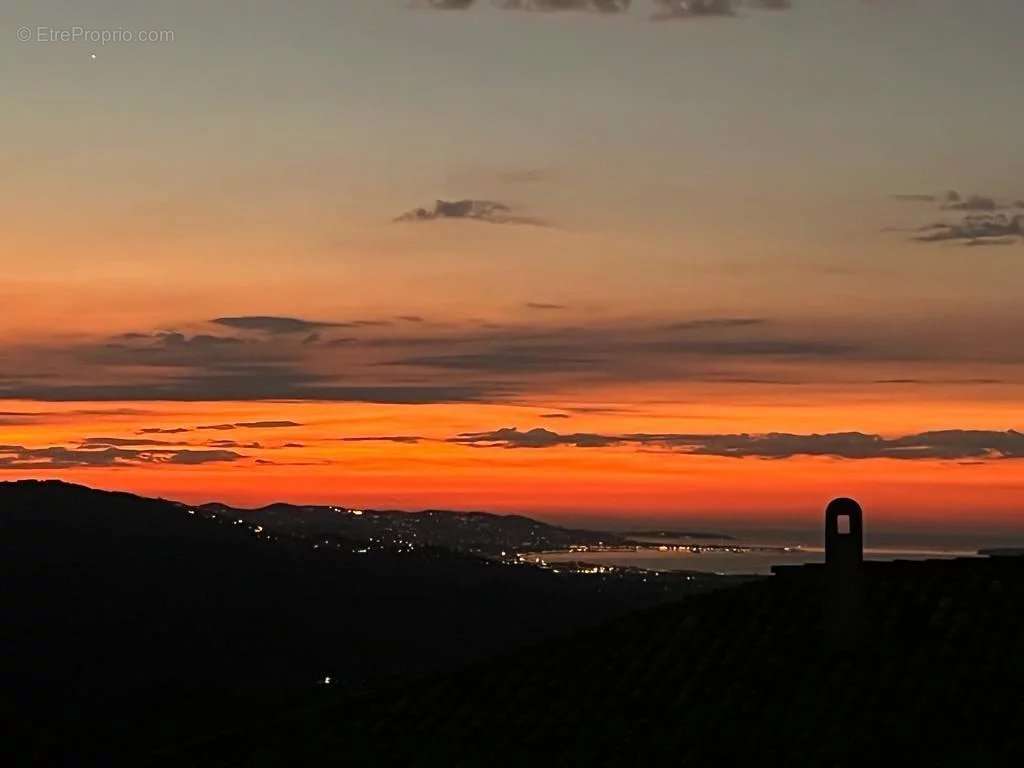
536,530,1014,576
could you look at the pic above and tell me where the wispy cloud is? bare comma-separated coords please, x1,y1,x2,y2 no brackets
892,193,941,203
206,440,263,449
422,0,633,11
195,421,301,431
78,437,187,448
212,316,351,335
496,0,634,11
891,190,1024,247
421,0,478,8
945,194,1001,212
914,215,1022,246
453,427,621,448
420,0,791,17
235,421,302,429
395,199,548,226
450,427,1024,460
340,435,425,444
0,444,245,469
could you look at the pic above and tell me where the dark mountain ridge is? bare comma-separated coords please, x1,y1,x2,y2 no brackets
1,480,732,765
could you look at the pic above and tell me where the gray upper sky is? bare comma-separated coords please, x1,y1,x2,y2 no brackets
3,0,1023,330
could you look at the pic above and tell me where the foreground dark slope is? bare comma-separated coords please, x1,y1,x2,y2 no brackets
1,480,728,765
171,557,1024,767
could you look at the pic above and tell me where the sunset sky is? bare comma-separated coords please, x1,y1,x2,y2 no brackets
3,1,1023,532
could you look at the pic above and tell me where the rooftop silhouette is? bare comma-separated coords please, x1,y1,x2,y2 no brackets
158,497,1024,766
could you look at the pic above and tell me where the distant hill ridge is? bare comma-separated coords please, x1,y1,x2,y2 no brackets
198,497,633,556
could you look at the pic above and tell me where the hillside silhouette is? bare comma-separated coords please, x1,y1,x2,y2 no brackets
1,480,729,765
5,481,1022,766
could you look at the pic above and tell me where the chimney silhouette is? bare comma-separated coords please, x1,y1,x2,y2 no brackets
824,498,864,643
825,497,863,573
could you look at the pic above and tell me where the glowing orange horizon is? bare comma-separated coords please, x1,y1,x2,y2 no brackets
4,397,1022,532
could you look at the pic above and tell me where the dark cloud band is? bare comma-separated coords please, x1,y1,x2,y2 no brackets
0,444,244,469
395,199,547,226
450,427,1024,460
422,0,790,15
1,311,1018,405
